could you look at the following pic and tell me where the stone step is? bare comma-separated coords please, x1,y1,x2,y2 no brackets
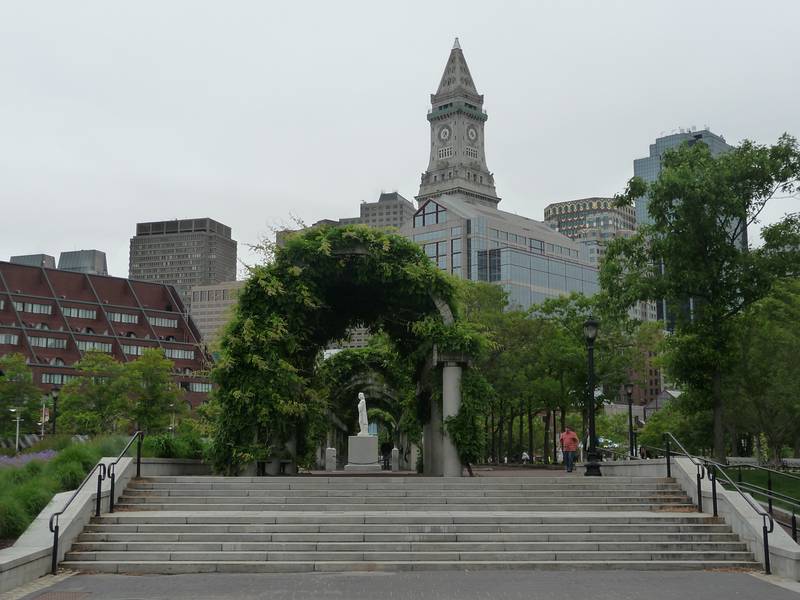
59,559,759,574
127,481,683,490
110,502,695,512
71,540,749,553
122,488,686,498
134,476,674,484
78,531,740,543
92,512,722,525
65,549,755,563
117,494,692,505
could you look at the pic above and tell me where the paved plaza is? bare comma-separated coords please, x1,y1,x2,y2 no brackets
10,570,800,600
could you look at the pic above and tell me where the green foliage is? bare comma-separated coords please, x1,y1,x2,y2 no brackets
142,431,208,460
595,413,630,448
58,353,130,435
602,135,800,458
0,353,43,438
638,400,713,455
125,349,186,433
211,225,473,473
0,435,130,541
445,370,493,466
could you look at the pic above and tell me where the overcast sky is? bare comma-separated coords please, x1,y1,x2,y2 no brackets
2,1,798,278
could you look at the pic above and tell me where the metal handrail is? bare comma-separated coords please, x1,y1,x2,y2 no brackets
650,434,775,574
48,461,106,575
108,431,143,513
48,430,143,575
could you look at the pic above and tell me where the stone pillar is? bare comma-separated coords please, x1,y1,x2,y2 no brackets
424,397,443,476
391,447,400,472
325,447,337,472
441,362,463,477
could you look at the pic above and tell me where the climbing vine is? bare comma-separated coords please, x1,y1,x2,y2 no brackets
209,225,482,473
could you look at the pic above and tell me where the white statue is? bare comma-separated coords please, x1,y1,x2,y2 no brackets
357,392,369,436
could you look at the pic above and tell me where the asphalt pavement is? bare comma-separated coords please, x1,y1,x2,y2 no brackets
12,569,800,600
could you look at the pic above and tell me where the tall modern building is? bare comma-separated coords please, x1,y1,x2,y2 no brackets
342,192,416,228
401,39,598,309
544,198,636,265
129,218,237,308
10,254,56,269
0,260,211,407
58,250,108,276
189,280,244,347
634,129,732,226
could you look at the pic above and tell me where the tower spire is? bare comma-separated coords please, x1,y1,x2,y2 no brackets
417,39,499,207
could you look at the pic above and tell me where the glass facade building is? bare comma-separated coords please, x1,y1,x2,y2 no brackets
404,195,599,310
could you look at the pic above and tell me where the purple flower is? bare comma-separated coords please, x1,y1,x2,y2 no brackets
0,449,58,468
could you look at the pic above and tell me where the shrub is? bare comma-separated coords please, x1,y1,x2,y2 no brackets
51,444,96,472
0,497,28,539
13,481,56,517
53,461,86,489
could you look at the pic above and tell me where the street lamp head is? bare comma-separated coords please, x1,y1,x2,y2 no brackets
583,317,599,344
9,407,17,414
625,382,634,396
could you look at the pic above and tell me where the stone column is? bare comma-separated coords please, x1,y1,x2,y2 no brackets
425,396,443,476
441,362,463,477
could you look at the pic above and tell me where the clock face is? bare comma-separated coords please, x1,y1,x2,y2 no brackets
467,126,478,142
439,126,451,142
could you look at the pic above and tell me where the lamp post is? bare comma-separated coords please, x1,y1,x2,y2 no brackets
9,408,22,454
583,317,601,476
51,387,60,435
625,383,635,458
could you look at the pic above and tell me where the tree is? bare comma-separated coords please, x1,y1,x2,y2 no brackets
58,353,130,435
125,349,184,433
0,353,42,437
729,279,800,463
602,135,800,459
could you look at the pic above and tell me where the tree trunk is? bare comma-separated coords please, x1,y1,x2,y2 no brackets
507,408,514,462
794,437,800,459
489,408,495,463
518,399,524,460
543,409,551,464
712,369,725,461
527,402,533,458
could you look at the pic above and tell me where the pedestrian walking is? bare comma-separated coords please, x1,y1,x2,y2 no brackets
559,426,579,473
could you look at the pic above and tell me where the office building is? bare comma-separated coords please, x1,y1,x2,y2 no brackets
544,197,636,259
58,250,108,276
189,281,244,347
129,218,237,308
634,129,732,226
400,39,598,310
0,261,211,407
10,254,56,269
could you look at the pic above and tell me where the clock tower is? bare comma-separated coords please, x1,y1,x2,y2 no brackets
417,38,499,207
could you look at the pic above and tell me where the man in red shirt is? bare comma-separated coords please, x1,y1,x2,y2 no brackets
559,426,580,473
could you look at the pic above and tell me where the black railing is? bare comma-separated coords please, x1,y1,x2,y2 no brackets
48,431,143,575
647,433,775,574
108,431,144,513
720,462,800,543
48,461,106,575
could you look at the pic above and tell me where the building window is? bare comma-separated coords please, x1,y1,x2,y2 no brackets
42,373,77,385
29,336,67,349
189,382,212,393
149,316,178,328
164,347,194,360
108,312,139,324
76,340,113,353
437,146,453,159
413,201,448,228
63,306,96,320
465,146,478,159
13,301,52,315
0,333,19,345
121,344,146,356
424,241,448,271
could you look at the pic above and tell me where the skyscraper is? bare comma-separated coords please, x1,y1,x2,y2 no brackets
10,254,56,269
634,129,731,226
129,218,237,308
58,250,108,276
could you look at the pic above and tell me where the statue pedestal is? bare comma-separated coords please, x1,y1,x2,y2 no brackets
345,435,381,472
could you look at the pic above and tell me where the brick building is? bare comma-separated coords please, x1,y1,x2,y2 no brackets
0,261,211,407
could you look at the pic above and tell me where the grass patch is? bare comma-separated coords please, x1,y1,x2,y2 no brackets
719,467,800,512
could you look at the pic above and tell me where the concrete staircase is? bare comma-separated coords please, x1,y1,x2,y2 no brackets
61,475,758,573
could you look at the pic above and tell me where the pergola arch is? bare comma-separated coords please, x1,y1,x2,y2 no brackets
210,225,472,476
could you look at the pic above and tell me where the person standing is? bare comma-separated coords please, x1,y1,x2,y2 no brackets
559,426,579,473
